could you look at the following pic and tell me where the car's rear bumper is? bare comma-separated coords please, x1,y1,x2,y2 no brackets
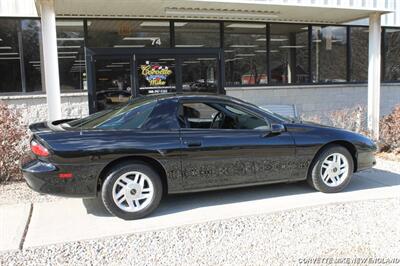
21,159,98,198
357,150,376,172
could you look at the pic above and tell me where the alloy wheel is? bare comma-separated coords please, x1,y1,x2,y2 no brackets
112,171,154,212
320,153,349,187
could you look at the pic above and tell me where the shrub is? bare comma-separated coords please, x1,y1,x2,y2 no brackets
0,101,27,183
380,105,400,154
326,105,368,134
301,105,368,135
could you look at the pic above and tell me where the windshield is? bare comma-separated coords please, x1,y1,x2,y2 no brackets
62,97,158,130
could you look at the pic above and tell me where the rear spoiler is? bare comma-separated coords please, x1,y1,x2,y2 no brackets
29,118,76,133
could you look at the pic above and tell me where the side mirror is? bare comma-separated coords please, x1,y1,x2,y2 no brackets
270,124,285,134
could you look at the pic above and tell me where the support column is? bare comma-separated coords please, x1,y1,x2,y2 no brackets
39,0,61,121
368,13,381,140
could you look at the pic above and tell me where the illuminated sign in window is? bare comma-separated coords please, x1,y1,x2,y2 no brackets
140,61,173,86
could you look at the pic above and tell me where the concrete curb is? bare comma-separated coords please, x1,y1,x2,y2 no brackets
0,203,32,252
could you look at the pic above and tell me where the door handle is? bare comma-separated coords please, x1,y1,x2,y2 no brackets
184,141,202,147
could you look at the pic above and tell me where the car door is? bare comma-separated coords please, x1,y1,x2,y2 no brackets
178,100,296,191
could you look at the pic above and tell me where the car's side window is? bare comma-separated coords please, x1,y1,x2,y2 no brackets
179,103,219,129
179,101,269,130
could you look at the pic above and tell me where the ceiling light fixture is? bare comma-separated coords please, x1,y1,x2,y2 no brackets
270,38,288,42
236,53,256,57
230,45,258,48
58,56,76,59
57,37,84,41
122,37,160,41
58,51,79,54
0,52,18,56
56,21,91,27
175,44,204,48
279,45,305,48
58,45,81,49
113,45,145,48
196,58,216,61
227,23,266,29
0,46,12,49
140,21,187,27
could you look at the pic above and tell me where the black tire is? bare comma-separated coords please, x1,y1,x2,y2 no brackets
307,145,354,193
101,162,163,220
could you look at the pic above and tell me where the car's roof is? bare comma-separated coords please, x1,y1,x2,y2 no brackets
139,93,246,103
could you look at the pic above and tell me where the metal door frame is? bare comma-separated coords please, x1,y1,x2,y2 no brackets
85,48,224,113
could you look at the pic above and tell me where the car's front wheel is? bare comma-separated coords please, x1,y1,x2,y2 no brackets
101,162,163,220
307,145,354,193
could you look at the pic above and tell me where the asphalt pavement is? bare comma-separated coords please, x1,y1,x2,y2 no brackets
1,163,399,252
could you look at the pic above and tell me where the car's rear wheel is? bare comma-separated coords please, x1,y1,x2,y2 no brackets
307,145,354,193
101,162,163,220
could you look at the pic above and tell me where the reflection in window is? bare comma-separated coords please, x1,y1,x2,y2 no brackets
56,19,86,91
182,57,218,93
22,20,42,92
312,26,347,83
384,28,400,81
174,22,220,48
270,24,309,84
0,19,22,93
350,27,368,82
0,19,42,93
224,23,267,86
94,57,132,111
87,20,170,48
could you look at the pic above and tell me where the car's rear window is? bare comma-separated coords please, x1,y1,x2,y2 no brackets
63,97,157,130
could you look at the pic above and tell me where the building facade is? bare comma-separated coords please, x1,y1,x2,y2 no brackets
1,0,399,137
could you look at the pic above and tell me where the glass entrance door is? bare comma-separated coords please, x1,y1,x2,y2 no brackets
93,56,132,111
87,48,222,113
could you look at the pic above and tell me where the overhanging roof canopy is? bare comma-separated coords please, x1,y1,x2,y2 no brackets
45,0,393,24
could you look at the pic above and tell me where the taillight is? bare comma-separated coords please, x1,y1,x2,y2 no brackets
31,140,49,157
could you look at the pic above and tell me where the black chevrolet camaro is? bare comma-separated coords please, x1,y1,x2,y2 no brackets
22,94,377,220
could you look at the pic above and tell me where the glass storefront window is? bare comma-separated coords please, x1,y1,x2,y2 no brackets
384,28,400,81
56,19,86,91
174,22,220,48
224,23,267,86
94,56,132,111
350,27,368,82
87,20,170,48
22,19,42,92
0,19,22,93
270,24,309,84
181,56,218,93
312,26,347,83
